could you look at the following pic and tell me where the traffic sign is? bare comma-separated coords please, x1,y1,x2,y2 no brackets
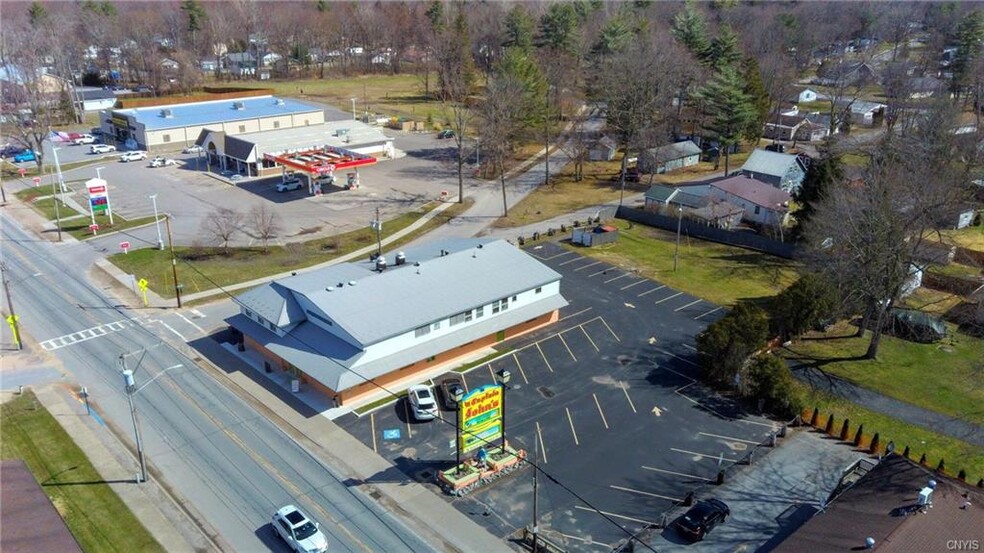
18,168,26,177
120,241,130,254
138,278,149,290
32,176,40,186
89,223,99,234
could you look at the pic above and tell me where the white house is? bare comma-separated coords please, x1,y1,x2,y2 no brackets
793,88,820,104
228,239,568,406
709,175,791,227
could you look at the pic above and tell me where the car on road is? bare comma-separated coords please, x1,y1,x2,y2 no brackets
1,145,23,158
272,505,328,553
437,376,466,410
91,144,116,154
276,177,302,192
12,150,37,163
149,156,177,168
609,167,640,183
675,498,730,542
407,384,438,421
183,144,204,154
73,134,96,145
437,129,455,139
120,150,147,162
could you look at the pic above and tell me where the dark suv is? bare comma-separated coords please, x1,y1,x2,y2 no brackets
675,498,730,542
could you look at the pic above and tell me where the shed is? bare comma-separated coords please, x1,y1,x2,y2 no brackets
588,135,617,161
638,141,701,174
572,224,619,247
883,308,946,343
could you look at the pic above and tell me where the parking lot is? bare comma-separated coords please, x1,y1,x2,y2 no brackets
335,242,779,551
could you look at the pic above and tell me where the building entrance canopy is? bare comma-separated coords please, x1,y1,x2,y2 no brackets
263,145,376,177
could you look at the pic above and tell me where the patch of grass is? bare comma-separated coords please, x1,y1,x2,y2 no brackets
354,390,408,416
928,262,980,279
64,214,159,241
0,391,165,553
109,200,471,298
32,197,83,220
941,224,984,251
900,287,963,317
450,347,516,374
567,219,801,306
783,321,984,426
796,383,984,482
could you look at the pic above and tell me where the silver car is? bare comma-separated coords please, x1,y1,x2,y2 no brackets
407,384,438,421
272,505,328,553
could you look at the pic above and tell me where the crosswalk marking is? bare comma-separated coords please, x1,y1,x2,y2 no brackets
40,320,134,351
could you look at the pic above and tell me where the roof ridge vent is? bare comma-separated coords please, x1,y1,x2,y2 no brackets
232,101,245,110
348,280,356,286
326,286,334,292
275,98,285,105
160,108,173,118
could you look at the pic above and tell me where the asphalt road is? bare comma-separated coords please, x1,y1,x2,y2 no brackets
1,217,435,553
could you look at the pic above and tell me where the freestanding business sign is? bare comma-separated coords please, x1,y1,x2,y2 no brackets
459,384,503,453
85,177,114,225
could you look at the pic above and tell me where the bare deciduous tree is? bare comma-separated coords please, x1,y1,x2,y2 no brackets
559,112,590,183
247,203,281,250
201,207,243,252
479,74,526,217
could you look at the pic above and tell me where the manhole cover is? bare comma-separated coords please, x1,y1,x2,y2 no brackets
417,469,433,481
537,386,555,399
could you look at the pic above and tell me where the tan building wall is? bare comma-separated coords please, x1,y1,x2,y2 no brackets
243,309,560,407
222,119,261,135
259,115,296,132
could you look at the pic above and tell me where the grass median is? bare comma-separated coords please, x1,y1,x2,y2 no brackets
110,199,471,298
0,391,165,553
564,218,800,306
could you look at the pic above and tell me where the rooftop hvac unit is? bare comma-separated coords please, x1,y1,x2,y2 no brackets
275,98,285,105
160,108,173,118
232,101,245,110
395,252,406,266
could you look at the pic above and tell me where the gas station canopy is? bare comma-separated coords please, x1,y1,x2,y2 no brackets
263,145,377,176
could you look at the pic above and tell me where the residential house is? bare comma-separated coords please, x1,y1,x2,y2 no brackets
224,52,257,77
740,150,808,194
644,183,710,211
791,88,820,104
690,200,745,229
763,114,829,142
638,141,701,174
813,61,877,87
159,58,180,71
836,99,887,127
588,135,617,161
76,87,117,112
228,239,567,406
709,175,791,226
200,58,219,72
908,76,946,99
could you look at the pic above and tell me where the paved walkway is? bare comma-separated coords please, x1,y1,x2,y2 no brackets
792,365,984,448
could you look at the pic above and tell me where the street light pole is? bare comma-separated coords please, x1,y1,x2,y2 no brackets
120,356,147,483
350,98,357,121
164,215,182,308
673,205,683,272
50,147,64,241
498,369,511,454
453,386,464,475
1,264,22,350
149,194,164,250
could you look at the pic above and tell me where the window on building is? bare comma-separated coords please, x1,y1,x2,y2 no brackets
238,124,246,133
267,321,277,331
475,305,484,318
244,308,253,317
492,298,509,313
162,134,171,143
273,121,280,129
450,310,470,326
432,321,441,330
426,355,436,362
306,309,334,326
754,205,761,215
512,295,518,302
535,287,542,294
415,325,430,338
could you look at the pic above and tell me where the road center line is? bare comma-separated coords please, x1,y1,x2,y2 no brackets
580,326,599,352
620,381,637,413
637,285,665,297
536,421,547,464
641,465,712,481
699,431,761,444
674,298,703,312
573,505,657,526
536,343,554,372
620,279,648,291
593,393,609,429
654,291,683,305
565,407,579,445
610,485,682,502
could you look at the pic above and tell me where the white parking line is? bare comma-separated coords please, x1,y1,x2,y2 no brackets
513,354,530,385
536,343,554,372
158,321,187,341
642,465,712,481
558,306,592,322
580,326,599,352
558,256,585,266
610,485,682,503
620,279,648,291
371,413,378,453
404,402,413,439
574,261,601,272
536,421,547,463
682,343,697,352
671,447,738,463
637,285,665,297
558,334,577,361
176,312,206,334
593,393,609,429
674,298,703,312
573,505,657,526
487,363,497,381
190,308,206,318
620,381,637,413
603,273,632,284
654,291,683,305
588,268,609,277
566,407,579,445
694,306,723,320
599,318,620,342
699,431,761,444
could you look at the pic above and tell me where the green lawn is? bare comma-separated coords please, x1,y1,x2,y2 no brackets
0,391,165,553
64,214,158,241
783,321,984,427
796,383,984,482
566,219,801,306
110,200,471,298
941,224,984,251
32,197,82,220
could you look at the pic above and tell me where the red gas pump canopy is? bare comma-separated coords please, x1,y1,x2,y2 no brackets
263,145,376,176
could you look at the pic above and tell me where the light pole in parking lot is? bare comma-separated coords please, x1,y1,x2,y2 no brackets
350,98,357,121
149,194,164,250
498,369,511,454
673,205,683,272
453,386,464,474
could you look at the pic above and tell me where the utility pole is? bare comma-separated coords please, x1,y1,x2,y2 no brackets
1,264,22,350
120,355,147,483
532,434,539,553
164,216,182,308
50,147,64,242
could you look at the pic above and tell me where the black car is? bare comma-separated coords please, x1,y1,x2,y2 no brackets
437,129,455,139
437,376,466,410
675,498,730,542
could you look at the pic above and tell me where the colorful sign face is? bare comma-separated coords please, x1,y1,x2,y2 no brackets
86,178,109,213
459,384,503,453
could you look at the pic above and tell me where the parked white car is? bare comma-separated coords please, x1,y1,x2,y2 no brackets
182,144,204,154
149,156,177,168
73,134,96,145
272,505,328,553
407,384,438,421
276,177,303,192
90,144,116,154
120,150,147,162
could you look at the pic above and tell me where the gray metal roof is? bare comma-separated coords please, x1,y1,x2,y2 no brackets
645,184,677,203
236,282,305,327
645,140,701,161
245,119,391,156
741,150,801,178
241,238,564,347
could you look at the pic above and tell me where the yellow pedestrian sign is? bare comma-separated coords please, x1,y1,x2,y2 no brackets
6,314,21,348
138,278,149,306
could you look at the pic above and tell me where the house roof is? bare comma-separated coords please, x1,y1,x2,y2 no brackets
110,95,322,131
225,52,255,63
592,135,617,151
644,183,710,208
690,200,744,221
1,460,82,553
645,140,701,161
711,175,791,208
741,149,803,178
239,238,565,348
79,88,116,101
775,454,984,552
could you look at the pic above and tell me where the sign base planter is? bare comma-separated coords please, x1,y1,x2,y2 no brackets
438,446,527,496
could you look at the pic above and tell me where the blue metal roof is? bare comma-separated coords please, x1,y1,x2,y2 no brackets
115,96,322,130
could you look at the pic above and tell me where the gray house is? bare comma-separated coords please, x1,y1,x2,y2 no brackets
740,150,807,194
638,141,701,174
224,52,257,76
588,135,617,161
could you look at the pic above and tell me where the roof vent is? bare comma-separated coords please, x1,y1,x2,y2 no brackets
395,252,406,266
472,250,477,258
478,244,483,249
375,255,387,272
337,282,344,288
326,286,335,292
275,98,285,105
232,101,245,110
160,108,173,118
348,280,356,286
291,271,297,276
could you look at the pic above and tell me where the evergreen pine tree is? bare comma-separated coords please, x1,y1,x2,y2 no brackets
671,0,710,61
694,65,756,174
